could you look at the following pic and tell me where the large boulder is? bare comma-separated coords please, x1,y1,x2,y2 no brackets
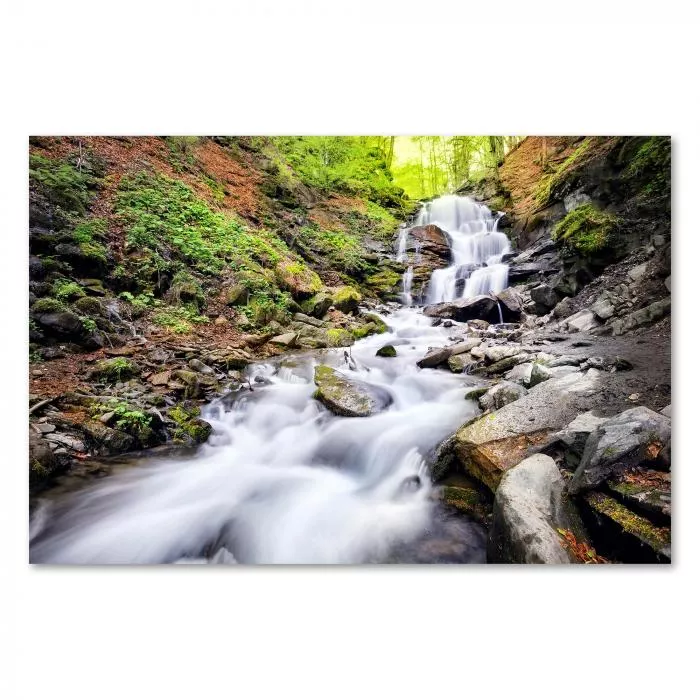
568,407,671,494
496,288,523,320
424,295,500,323
417,347,452,368
530,284,559,314
489,454,580,564
454,369,604,491
409,224,451,260
563,309,601,333
313,365,392,417
611,297,671,336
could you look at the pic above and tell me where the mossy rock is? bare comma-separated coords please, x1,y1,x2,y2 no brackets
552,203,620,256
73,296,104,316
31,297,67,314
376,344,397,357
167,403,212,444
465,386,489,401
89,357,139,383
300,291,333,318
225,284,247,306
364,269,402,296
441,485,491,525
313,365,391,417
331,286,362,314
324,328,354,347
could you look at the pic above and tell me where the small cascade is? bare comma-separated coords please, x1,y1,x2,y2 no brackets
419,194,511,304
400,266,414,305
396,225,409,263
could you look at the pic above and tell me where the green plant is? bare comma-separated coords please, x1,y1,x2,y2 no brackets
29,154,96,214
80,316,98,333
152,305,209,334
534,138,591,206
52,278,85,303
626,137,671,198
552,203,620,255
31,297,67,313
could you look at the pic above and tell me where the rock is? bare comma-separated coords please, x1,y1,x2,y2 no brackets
505,362,533,385
331,287,362,314
34,422,56,434
660,405,671,419
225,284,247,306
33,310,83,337
313,365,392,418
29,431,67,491
480,353,531,376
548,355,584,368
489,454,580,564
496,288,523,319
448,354,476,373
300,292,333,318
171,369,203,399
478,381,527,411
441,484,491,525
409,224,451,260
528,362,552,387
424,295,500,323
82,422,138,455
568,407,671,494
582,491,671,561
88,357,140,384
628,262,648,282
376,344,397,358
455,369,603,491
607,471,671,519
530,284,559,312
545,411,609,469
447,337,482,355
214,316,228,326
417,347,452,368
664,276,671,293
465,386,490,401
485,345,522,364
611,297,671,336
563,309,601,333
188,358,216,375
426,436,458,482
149,370,172,386
49,433,86,452
269,332,299,347
551,296,575,319
293,312,325,328
591,294,616,320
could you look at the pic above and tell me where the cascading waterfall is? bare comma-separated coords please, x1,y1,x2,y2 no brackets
418,194,511,304
29,200,495,566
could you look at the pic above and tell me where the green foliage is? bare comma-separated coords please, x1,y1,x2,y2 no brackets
167,270,206,309
271,137,405,205
626,137,671,198
296,225,367,277
80,316,98,333
325,328,354,347
94,357,139,383
31,297,67,313
534,138,591,206
51,278,85,303
29,154,96,214
552,203,620,255
152,305,209,334
119,291,154,311
363,200,399,237
167,404,211,443
71,217,109,264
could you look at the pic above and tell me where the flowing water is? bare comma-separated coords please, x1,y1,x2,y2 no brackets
414,194,510,304
29,195,500,565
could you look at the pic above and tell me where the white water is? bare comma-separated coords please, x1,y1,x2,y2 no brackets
29,307,487,564
417,194,511,304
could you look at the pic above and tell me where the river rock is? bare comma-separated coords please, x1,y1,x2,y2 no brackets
489,454,578,564
376,344,397,358
478,381,527,411
448,353,476,373
270,332,299,347
544,411,609,469
417,347,452,368
423,295,500,323
611,297,671,336
485,345,522,364
568,406,671,494
528,362,552,387
313,365,391,418
455,369,603,491
447,337,482,355
496,288,523,319
505,362,533,385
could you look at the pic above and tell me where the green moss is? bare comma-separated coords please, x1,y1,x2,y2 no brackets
51,279,85,303
167,404,211,444
93,357,139,383
296,225,367,277
364,269,402,291
167,270,206,310
325,328,355,347
552,203,620,255
376,345,397,357
584,492,670,553
332,286,362,313
73,296,103,316
31,297,67,313
626,137,671,198
29,153,96,214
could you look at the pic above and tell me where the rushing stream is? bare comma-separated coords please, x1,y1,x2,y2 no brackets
29,196,503,565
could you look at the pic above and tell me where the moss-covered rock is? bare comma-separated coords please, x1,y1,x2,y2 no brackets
331,286,362,314
73,296,104,316
552,203,620,255
300,291,333,318
167,404,212,445
313,365,391,417
441,485,491,524
89,357,140,384
324,328,354,347
376,344,397,357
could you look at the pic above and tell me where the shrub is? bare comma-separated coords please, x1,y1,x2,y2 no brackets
52,278,85,303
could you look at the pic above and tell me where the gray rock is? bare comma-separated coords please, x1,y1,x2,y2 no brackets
269,332,299,347
293,312,325,328
454,369,604,491
664,276,671,293
485,345,522,364
417,347,452,368
447,353,475,373
568,407,671,494
489,454,577,564
496,288,523,318
313,365,392,418
479,381,527,411
552,296,576,319
423,295,500,323
528,362,552,387
188,358,216,375
447,337,482,355
591,294,616,320
530,284,559,311
548,355,585,368
564,310,601,333
661,404,671,419
628,262,648,282
505,362,534,386
611,297,671,336
547,411,609,468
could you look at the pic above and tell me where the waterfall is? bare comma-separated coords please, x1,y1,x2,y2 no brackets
400,266,414,305
396,225,409,263
419,194,511,304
